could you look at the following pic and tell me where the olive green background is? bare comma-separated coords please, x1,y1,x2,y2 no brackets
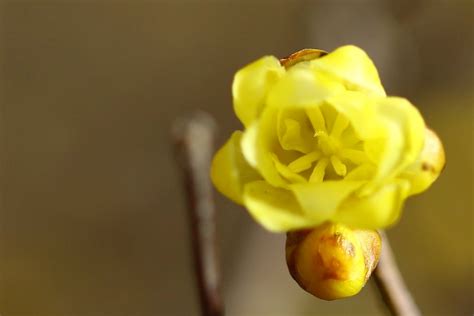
0,1,472,315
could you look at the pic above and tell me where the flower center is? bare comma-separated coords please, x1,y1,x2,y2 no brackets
316,131,340,156
278,105,368,183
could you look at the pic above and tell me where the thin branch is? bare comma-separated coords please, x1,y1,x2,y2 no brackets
373,230,421,316
173,112,224,316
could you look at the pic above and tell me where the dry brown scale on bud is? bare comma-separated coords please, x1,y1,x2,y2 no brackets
280,48,328,68
286,223,381,300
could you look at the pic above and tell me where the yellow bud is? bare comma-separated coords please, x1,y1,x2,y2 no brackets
286,222,381,300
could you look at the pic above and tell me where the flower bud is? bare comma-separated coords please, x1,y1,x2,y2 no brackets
286,222,381,300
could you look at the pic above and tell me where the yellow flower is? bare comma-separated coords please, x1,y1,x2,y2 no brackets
211,45,445,232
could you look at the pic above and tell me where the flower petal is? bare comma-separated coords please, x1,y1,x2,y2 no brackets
328,93,426,184
249,67,343,188
372,97,426,182
210,131,261,204
400,128,446,196
277,109,315,153
232,56,284,127
241,122,259,167
326,91,382,141
334,180,411,229
267,66,344,109
345,164,376,181
311,45,386,96
242,181,313,232
248,106,288,188
290,180,365,223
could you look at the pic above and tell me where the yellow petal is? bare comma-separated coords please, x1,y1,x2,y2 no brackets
326,91,382,140
266,66,343,109
330,113,350,138
210,131,261,204
401,128,446,195
241,122,259,167
345,164,376,181
340,148,369,165
372,97,426,182
311,45,386,96
249,67,344,188
232,56,284,127
279,118,313,153
328,93,426,184
242,181,312,232
250,105,288,188
290,180,365,223
276,106,315,154
334,180,411,229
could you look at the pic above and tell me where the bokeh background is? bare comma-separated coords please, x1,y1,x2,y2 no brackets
0,1,473,315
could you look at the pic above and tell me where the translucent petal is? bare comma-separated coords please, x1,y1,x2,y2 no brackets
210,131,262,204
232,56,284,127
340,129,361,147
334,180,411,229
267,66,343,109
345,164,376,181
340,149,369,165
400,128,446,196
330,113,350,138
290,180,365,223
241,122,259,167
311,45,386,96
246,66,345,188
328,93,425,183
279,118,313,153
242,181,313,232
326,91,382,141
373,97,426,182
251,105,289,188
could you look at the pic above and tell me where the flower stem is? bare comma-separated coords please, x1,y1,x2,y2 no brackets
373,231,421,316
173,112,224,316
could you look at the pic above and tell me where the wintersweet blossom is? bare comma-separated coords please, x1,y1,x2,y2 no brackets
211,45,445,232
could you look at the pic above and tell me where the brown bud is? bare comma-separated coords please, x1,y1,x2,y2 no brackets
280,48,327,68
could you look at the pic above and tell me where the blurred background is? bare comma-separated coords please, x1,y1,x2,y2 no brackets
0,0,472,315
